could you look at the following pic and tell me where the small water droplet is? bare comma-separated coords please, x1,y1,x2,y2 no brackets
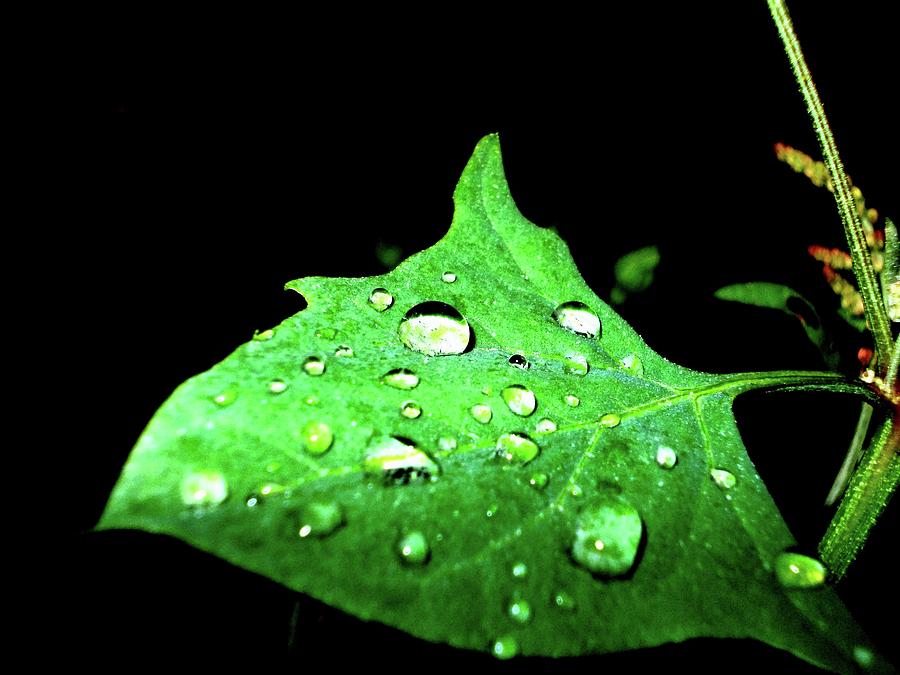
180,470,228,506
710,468,736,490
853,646,875,669
563,354,589,376
367,288,394,312
569,484,583,498
571,497,643,577
599,413,621,428
508,353,529,369
553,591,576,611
496,432,540,464
364,436,440,484
620,354,644,376
334,344,354,358
213,389,237,406
441,271,457,283
438,437,457,451
315,327,338,339
471,404,493,424
401,400,423,419
302,421,334,455
502,385,537,417
491,635,518,660
655,446,677,469
304,395,320,406
512,562,528,578
536,418,557,433
508,599,532,624
245,495,259,507
774,552,826,589
553,301,601,338
302,356,325,376
398,301,471,356
298,500,344,538
486,503,499,518
564,394,580,407
253,328,275,341
397,530,430,565
529,472,549,490
268,379,288,394
382,368,420,390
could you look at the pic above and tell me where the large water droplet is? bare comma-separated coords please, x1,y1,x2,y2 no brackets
180,470,228,506
621,354,644,376
213,389,237,406
253,328,275,341
397,531,430,565
656,446,677,469
710,468,736,490
508,599,532,624
599,413,621,428
398,301,471,356
502,385,536,417
563,354,589,376
529,472,549,490
302,356,325,376
298,500,344,538
382,368,419,390
491,636,518,660
553,301,601,338
302,421,333,455
364,436,440,484
508,354,529,369
536,418,557,433
774,552,826,589
471,404,493,424
400,400,422,419
496,432,540,464
268,379,288,394
564,394,580,407
441,271,457,283
571,498,643,577
368,288,394,312
334,344,354,358
553,591,576,611
511,562,528,578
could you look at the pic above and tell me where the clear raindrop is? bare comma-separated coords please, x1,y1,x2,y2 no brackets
564,394,580,407
268,379,288,394
302,421,334,455
364,435,440,484
438,437,457,451
571,497,643,577
553,301,601,338
553,591,576,611
298,500,344,538
491,635,518,660
496,432,540,464
302,356,325,376
401,400,422,419
656,446,677,469
536,418,557,433
512,562,528,578
621,354,644,376
710,468,736,490
334,344,354,358
508,599,532,624
397,531,430,565
398,301,471,356
368,288,394,312
502,385,537,417
471,404,493,424
529,473,549,490
441,272,457,283
599,413,621,428
508,354,529,369
382,368,420,390
213,389,237,407
563,354,589,376
180,470,228,507
774,552,826,589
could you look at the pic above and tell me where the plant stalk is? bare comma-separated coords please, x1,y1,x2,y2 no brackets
767,0,893,375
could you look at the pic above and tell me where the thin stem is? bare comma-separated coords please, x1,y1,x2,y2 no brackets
887,337,900,394
825,402,872,506
767,0,893,373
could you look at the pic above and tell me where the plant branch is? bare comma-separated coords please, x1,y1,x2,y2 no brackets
887,336,900,394
767,0,893,374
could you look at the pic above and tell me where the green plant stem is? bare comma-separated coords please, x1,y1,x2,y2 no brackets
819,412,899,579
887,337,900,393
825,402,872,506
767,0,893,375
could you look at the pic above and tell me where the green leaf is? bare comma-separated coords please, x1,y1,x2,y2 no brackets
715,282,839,368
99,136,886,673
610,245,660,304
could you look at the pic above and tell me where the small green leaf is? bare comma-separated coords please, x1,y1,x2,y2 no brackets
100,136,884,673
611,245,660,304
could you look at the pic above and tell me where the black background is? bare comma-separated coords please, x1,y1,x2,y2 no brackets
53,3,897,672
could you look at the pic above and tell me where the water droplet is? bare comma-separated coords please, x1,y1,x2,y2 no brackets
599,413,621,428
508,599,532,624
245,495,260,507
180,470,228,506
334,344,354,358
529,473,549,490
569,484,583,498
502,385,536,417
298,500,344,538
213,389,237,406
471,404,493,424
486,503,499,518
397,530,430,565
853,646,874,669
496,432,540,464
571,497,643,577
536,418,557,433
268,379,288,394
553,301,601,338
563,354,589,376
302,421,333,455
774,552,826,589
656,446,677,469
315,327,338,339
491,635,518,660
553,591,576,611
253,328,275,341
508,353,529,369
620,354,644,376
401,400,422,419
710,468,736,490
438,437,457,451
302,356,325,376
511,562,528,578
441,271,457,283
304,395,319,406
398,301,471,356
367,288,394,312
382,368,420,390
564,394,580,407
364,436,440,484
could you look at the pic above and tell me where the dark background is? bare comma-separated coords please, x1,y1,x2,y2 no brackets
53,3,896,671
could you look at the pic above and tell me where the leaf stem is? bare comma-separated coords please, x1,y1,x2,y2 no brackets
767,0,893,374
887,337,900,394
